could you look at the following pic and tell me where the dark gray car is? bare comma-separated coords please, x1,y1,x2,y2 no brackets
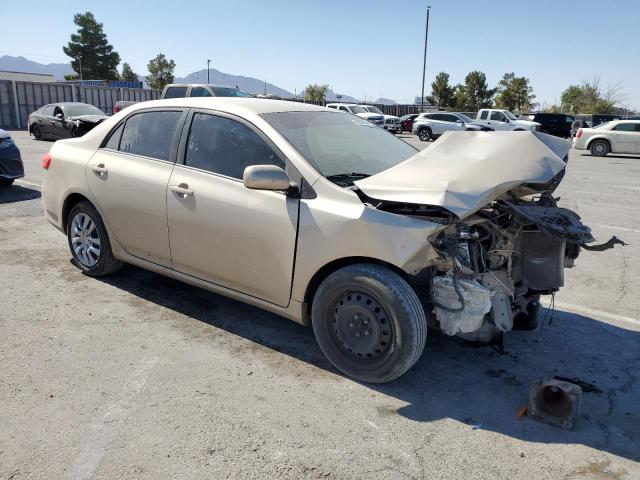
28,103,108,141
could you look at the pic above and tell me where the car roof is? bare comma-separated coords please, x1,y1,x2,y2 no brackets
124,97,330,116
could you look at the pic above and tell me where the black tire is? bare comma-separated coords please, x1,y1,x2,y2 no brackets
0,178,15,186
67,201,122,277
589,139,610,157
417,127,432,142
33,125,43,140
311,264,427,383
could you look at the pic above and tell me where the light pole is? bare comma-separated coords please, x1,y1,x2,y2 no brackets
207,59,211,84
420,5,431,112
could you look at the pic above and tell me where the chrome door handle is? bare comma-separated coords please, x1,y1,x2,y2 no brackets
91,164,108,176
170,183,194,198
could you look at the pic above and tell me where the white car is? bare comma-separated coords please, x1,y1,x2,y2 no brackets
412,112,487,142
325,103,384,127
362,106,402,134
573,120,640,156
475,109,540,131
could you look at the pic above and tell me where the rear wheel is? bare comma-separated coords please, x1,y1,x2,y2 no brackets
67,201,122,277
418,127,432,142
311,264,427,383
590,139,610,156
32,125,43,140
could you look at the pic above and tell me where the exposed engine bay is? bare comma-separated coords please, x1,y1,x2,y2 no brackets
425,193,624,341
69,116,107,137
352,130,626,341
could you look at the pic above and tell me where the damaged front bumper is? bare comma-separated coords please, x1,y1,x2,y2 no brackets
427,194,624,341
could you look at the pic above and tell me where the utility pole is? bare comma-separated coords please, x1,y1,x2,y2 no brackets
420,5,431,112
207,59,211,84
264,79,267,95
79,57,83,82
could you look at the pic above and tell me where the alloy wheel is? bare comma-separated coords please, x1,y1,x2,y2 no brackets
70,212,101,267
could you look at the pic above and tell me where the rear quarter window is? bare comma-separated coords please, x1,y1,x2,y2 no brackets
163,86,188,99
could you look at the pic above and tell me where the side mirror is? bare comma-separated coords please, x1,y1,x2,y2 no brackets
243,165,291,192
504,118,510,123
55,113,64,120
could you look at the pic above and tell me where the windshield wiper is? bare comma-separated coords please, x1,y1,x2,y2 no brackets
325,172,371,185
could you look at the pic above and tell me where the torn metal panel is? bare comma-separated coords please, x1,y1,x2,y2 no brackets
355,131,571,219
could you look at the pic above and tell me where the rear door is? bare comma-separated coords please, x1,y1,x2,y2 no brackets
166,110,299,306
86,109,186,266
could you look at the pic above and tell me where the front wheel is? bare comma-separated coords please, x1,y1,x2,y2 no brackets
32,125,43,140
417,128,432,142
590,139,610,156
67,201,123,277
311,264,427,383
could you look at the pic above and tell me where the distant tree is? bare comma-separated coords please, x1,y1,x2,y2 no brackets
64,74,80,81
428,72,456,109
494,72,536,112
63,12,120,80
455,71,496,111
146,54,176,90
304,84,329,102
120,62,138,82
560,78,624,114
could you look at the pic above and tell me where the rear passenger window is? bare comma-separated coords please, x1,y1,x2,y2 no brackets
119,111,182,161
104,123,124,150
190,87,212,97
164,87,187,98
613,123,638,132
184,113,285,180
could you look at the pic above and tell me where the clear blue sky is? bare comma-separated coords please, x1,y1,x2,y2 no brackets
1,0,639,108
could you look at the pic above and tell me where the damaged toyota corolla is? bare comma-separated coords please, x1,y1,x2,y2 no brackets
41,99,623,383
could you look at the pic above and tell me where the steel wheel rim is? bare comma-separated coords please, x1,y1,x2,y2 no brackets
71,213,101,267
331,290,394,361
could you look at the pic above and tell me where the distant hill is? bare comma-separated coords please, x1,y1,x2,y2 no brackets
0,55,404,104
174,68,294,98
0,55,75,80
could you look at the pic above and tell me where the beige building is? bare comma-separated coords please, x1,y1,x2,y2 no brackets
0,70,56,83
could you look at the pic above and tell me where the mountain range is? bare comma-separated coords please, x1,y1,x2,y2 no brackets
0,55,399,104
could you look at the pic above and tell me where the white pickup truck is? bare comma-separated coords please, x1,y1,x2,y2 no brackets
475,109,540,131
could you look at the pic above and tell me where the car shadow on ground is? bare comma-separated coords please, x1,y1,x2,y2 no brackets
0,184,41,204
580,153,640,160
99,264,639,462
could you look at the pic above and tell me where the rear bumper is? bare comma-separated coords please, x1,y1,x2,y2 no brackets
0,148,24,179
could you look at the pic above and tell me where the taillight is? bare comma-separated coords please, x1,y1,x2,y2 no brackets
576,128,583,138
42,153,52,169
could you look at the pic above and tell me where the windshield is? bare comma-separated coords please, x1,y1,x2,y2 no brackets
64,105,105,117
349,105,368,114
261,111,417,183
504,111,518,121
366,106,384,114
457,113,474,123
212,87,252,97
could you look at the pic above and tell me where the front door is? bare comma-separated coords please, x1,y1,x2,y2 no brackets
166,111,299,307
86,109,185,266
610,123,640,153
488,111,509,130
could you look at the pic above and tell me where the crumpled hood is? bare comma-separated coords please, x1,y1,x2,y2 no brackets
354,131,571,219
68,114,108,124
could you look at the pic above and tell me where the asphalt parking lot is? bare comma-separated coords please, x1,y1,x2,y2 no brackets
1,130,639,479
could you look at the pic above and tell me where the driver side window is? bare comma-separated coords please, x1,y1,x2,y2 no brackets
490,111,506,122
184,113,285,180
